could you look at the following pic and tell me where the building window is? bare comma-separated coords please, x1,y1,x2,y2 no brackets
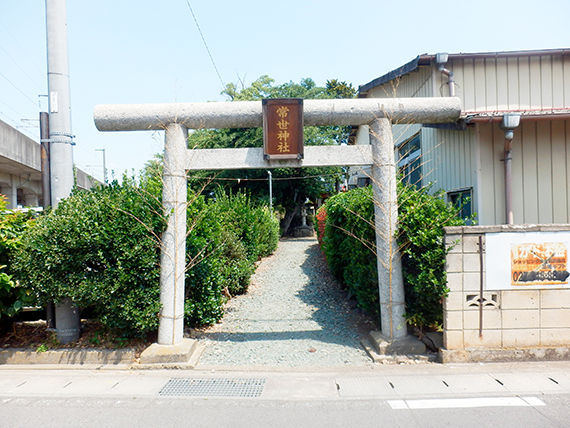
448,188,473,223
397,133,421,188
357,177,371,188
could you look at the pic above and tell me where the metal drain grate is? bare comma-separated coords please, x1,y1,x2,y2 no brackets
158,378,266,398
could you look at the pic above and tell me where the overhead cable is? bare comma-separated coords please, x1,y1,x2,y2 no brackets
184,1,225,89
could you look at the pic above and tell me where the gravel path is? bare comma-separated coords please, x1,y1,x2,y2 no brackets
194,237,378,367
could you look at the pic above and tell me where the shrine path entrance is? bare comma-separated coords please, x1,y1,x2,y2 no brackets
193,237,377,367
95,97,461,350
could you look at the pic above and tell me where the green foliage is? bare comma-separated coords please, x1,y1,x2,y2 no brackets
322,187,379,320
14,178,165,336
325,79,357,99
184,191,280,326
321,182,470,329
36,343,48,353
13,158,281,337
397,182,469,329
188,75,355,234
211,191,279,262
216,229,252,296
0,196,34,329
0,268,22,319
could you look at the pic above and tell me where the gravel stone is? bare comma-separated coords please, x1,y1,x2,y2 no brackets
194,237,379,367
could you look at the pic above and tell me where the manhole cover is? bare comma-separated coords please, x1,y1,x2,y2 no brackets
158,378,266,398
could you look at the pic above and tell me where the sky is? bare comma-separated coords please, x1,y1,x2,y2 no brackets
1,0,569,182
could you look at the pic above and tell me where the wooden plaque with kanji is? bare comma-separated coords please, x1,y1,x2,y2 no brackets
262,98,304,160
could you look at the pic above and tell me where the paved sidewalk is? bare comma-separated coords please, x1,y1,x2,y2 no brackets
1,361,570,401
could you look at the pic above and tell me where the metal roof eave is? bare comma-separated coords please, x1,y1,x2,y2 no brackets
359,48,569,96
358,55,431,96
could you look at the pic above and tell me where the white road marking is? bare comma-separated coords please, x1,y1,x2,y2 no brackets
521,396,547,406
388,396,546,410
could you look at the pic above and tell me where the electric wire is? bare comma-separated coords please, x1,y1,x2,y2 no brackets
184,1,225,89
0,18,104,177
0,101,40,141
188,173,343,182
0,19,45,76
0,70,40,107
0,99,29,122
0,44,44,93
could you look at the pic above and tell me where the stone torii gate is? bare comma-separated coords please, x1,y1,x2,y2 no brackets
94,97,461,358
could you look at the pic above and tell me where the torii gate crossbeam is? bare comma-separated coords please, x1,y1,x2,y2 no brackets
94,97,461,350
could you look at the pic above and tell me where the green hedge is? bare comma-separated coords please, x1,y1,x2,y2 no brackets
14,179,165,335
14,178,280,336
0,197,34,332
396,183,468,328
321,183,468,329
183,191,279,326
322,187,379,320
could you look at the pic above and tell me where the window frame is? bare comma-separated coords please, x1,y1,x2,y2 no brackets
397,132,422,188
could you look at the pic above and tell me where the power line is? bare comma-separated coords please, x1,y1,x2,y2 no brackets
0,44,44,93
0,99,28,121
188,173,343,182
184,1,225,89
0,19,45,77
0,109,40,141
0,70,39,107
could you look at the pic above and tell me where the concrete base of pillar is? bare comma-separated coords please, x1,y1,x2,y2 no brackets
366,331,427,356
55,297,81,345
139,339,199,364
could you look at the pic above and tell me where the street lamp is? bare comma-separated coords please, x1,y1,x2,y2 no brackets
95,148,107,183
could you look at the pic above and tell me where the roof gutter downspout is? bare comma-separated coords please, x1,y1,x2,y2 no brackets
435,53,455,97
500,114,521,224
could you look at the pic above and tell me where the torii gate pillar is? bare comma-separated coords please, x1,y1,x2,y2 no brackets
158,123,188,345
369,118,426,355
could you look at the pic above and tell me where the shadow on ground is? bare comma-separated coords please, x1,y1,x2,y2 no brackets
194,238,378,350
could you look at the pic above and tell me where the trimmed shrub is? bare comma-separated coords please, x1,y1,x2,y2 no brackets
184,195,226,326
397,182,468,329
211,191,279,262
0,196,35,331
0,198,35,270
321,183,468,329
184,191,280,326
322,187,379,320
14,179,165,336
13,172,281,336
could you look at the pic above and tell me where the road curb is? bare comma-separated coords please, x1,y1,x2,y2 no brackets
0,347,136,365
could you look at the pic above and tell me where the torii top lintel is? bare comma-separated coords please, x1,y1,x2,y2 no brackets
93,97,461,132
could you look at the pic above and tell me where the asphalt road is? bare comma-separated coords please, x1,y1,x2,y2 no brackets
1,394,569,427
2,362,570,427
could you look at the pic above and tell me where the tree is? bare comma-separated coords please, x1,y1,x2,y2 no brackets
187,76,356,235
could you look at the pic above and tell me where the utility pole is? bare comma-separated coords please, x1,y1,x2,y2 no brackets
39,112,55,330
46,0,80,344
39,112,51,210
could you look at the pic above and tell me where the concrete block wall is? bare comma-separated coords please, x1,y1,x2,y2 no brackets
443,224,570,351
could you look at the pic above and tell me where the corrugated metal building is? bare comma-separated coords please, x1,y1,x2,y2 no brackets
352,48,570,225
